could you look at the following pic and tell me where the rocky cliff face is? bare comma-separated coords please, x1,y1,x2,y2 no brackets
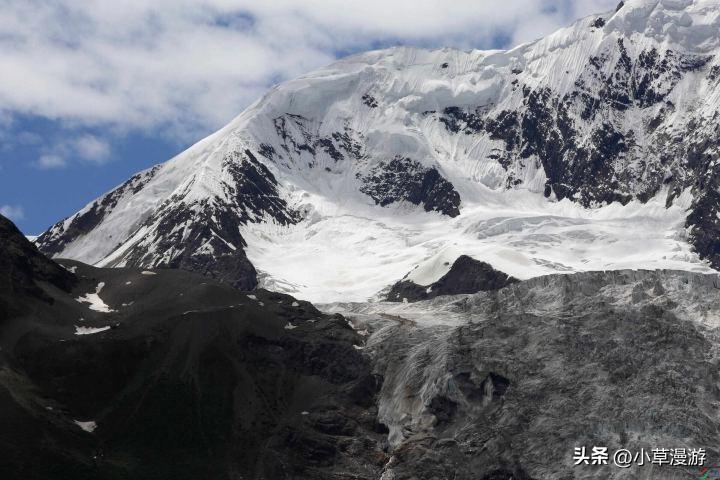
335,269,720,479
0,215,76,318
387,255,518,302
35,1,720,297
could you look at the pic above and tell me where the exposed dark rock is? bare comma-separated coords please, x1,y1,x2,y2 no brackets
274,114,317,157
120,199,259,290
687,173,720,270
316,137,344,161
258,142,277,160
112,149,300,290
225,150,301,226
273,114,364,163
362,93,378,108
709,65,720,82
439,106,485,135
427,395,457,425
331,129,364,159
359,156,461,217
0,215,76,317
387,255,518,302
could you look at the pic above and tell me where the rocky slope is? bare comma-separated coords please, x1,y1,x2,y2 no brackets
0,215,76,318
0,215,386,479
387,255,518,302
333,268,720,479
35,0,720,301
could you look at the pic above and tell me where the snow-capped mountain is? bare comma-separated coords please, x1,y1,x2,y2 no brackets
37,0,720,301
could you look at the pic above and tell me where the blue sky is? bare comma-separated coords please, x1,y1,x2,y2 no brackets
0,0,617,234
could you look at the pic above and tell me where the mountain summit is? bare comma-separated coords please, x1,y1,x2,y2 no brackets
37,0,720,301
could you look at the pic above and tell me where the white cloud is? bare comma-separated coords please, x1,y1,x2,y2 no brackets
36,154,67,169
0,0,619,142
74,135,110,164
0,204,25,221
32,135,111,169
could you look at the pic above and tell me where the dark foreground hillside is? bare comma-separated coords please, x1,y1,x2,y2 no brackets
0,215,385,480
